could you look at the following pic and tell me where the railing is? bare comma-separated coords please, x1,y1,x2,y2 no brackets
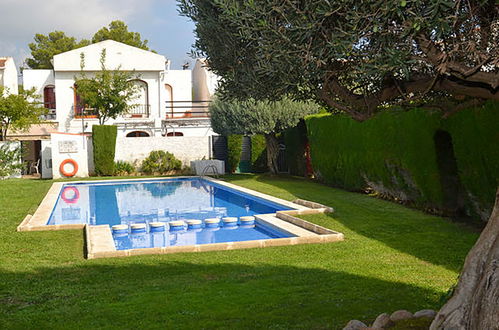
40,110,56,121
165,100,211,120
74,105,99,119
124,104,150,118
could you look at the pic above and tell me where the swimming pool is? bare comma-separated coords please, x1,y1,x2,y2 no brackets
46,177,296,249
19,176,343,258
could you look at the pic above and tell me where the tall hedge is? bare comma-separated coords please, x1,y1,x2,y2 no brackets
284,120,308,176
443,101,499,220
227,134,243,173
304,101,499,220
250,134,267,172
92,125,117,176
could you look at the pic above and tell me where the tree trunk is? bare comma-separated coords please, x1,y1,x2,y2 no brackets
431,187,499,330
264,132,279,174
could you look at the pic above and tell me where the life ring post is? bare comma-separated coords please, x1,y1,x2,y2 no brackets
60,159,79,177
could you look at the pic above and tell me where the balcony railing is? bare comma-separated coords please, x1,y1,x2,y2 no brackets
74,105,99,119
40,109,56,121
165,100,211,120
124,104,150,118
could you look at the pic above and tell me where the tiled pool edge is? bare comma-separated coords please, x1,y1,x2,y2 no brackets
16,176,344,258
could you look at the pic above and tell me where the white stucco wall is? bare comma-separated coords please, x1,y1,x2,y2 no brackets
115,136,210,166
22,69,55,96
0,57,18,94
51,133,92,179
192,58,219,101
53,40,167,72
162,70,192,118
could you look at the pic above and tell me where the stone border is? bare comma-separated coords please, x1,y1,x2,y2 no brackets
86,219,344,259
17,176,344,259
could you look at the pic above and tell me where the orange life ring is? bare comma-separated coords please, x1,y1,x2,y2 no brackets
61,186,80,204
60,159,78,177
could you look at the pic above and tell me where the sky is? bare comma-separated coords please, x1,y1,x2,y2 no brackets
0,0,197,71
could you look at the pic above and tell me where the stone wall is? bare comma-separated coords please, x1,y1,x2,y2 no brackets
115,136,211,166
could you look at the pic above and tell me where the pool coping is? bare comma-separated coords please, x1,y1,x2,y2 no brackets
17,176,344,258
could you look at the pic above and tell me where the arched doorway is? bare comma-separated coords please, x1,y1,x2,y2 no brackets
129,80,149,117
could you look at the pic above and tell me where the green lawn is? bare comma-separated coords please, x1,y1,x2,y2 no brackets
0,174,478,329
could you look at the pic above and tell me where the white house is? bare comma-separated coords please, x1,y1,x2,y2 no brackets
22,40,217,138
19,40,222,178
0,57,18,95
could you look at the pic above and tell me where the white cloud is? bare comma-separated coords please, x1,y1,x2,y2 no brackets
0,0,155,67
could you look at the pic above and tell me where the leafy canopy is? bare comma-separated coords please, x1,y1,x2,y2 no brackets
74,50,139,125
26,20,149,69
0,87,44,141
179,0,499,120
27,31,90,69
92,20,149,50
209,97,318,136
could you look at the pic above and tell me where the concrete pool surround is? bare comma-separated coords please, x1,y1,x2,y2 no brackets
17,176,344,259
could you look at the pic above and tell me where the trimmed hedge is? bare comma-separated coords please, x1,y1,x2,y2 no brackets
251,134,267,172
92,125,117,176
304,101,499,220
443,102,499,219
227,135,243,173
284,120,308,176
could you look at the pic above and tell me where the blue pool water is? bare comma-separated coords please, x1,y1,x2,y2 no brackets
47,178,294,249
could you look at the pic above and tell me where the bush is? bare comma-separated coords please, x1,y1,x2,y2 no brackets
250,134,267,172
92,125,117,176
0,143,23,178
227,135,243,173
141,150,182,174
114,160,135,176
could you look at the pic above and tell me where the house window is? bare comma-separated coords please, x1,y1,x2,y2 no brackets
126,131,150,137
166,132,183,137
43,85,56,109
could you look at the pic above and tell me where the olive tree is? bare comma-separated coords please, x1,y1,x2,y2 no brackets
179,1,499,328
210,97,318,173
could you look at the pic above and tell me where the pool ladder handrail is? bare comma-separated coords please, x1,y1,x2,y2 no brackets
201,164,220,177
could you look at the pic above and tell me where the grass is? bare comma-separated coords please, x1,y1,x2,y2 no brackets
0,174,479,329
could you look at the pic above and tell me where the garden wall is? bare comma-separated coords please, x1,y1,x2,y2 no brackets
303,101,499,221
115,136,211,166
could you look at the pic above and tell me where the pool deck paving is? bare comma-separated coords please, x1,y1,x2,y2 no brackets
18,176,344,259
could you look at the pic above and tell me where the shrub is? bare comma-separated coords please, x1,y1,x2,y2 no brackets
227,134,243,173
92,125,117,176
0,143,23,178
141,150,182,174
114,160,135,176
250,134,267,172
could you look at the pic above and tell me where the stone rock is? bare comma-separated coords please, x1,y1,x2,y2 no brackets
343,319,368,330
414,309,437,319
390,310,413,322
372,313,392,328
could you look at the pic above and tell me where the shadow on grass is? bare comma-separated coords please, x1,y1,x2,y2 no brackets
0,261,442,329
226,174,478,273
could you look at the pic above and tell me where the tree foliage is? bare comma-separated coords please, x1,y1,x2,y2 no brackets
209,97,318,173
26,21,149,69
179,0,498,120
92,20,149,50
0,87,44,141
27,31,90,69
74,50,139,125
0,143,23,178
